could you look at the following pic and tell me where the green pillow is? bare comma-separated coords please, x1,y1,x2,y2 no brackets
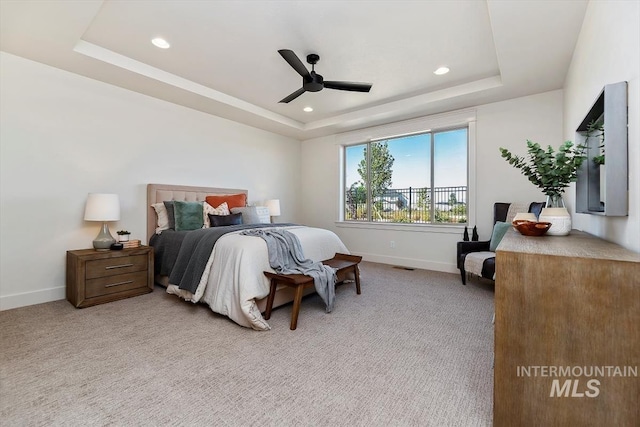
173,201,204,231
489,221,511,252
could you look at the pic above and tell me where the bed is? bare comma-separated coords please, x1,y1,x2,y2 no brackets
147,183,349,330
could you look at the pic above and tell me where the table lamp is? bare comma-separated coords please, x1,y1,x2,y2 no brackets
265,199,281,223
84,193,120,250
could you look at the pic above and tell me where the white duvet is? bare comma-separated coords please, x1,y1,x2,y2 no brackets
167,226,348,330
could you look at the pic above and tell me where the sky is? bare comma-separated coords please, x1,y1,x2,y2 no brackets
345,128,467,189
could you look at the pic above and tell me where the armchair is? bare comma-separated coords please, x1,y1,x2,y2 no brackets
457,202,545,285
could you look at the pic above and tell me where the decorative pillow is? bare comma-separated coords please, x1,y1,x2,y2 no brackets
230,206,270,224
163,201,175,230
151,202,170,234
208,213,243,227
205,193,247,210
174,201,204,231
255,206,271,223
489,221,511,252
203,202,230,227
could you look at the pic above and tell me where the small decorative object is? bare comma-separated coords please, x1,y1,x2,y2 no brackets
463,226,469,241
84,193,120,250
512,213,538,231
500,140,587,236
472,226,479,241
513,212,537,222
110,242,123,250
122,239,141,249
538,195,572,236
116,230,131,242
512,220,552,237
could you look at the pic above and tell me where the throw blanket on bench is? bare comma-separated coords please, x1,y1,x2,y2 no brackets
241,228,337,312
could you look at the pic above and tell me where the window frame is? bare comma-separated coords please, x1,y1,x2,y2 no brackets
337,109,476,233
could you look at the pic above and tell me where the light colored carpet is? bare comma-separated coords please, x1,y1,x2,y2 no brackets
0,262,494,426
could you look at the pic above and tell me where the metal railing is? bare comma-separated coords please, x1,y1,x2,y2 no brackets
345,186,467,224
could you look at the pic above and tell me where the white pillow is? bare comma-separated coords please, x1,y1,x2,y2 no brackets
230,206,270,224
203,202,230,227
151,202,170,234
254,206,271,224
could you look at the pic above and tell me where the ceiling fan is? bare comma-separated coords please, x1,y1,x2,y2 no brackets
277,49,372,103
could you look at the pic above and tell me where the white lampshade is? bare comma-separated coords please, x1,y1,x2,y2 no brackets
265,199,281,216
84,193,121,221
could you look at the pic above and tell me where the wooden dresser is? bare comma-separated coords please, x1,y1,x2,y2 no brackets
494,230,639,426
66,246,154,308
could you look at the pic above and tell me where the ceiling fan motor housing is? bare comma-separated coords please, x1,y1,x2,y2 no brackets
304,72,324,92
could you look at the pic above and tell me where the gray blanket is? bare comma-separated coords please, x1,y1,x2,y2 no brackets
241,228,337,312
158,223,294,294
149,230,191,276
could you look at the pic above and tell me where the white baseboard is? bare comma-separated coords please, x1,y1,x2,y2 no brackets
0,257,457,311
354,252,458,274
0,286,66,311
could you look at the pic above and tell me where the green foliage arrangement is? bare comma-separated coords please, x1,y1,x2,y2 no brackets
499,140,587,198
116,230,131,235
586,118,605,165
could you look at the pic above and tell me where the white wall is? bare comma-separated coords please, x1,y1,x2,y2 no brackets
563,0,640,252
300,90,563,272
0,52,301,310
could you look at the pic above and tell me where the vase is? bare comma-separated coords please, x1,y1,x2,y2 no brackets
539,194,571,236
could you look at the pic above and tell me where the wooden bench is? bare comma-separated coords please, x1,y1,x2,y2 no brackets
263,253,362,330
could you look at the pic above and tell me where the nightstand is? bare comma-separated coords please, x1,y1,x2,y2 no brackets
66,246,154,308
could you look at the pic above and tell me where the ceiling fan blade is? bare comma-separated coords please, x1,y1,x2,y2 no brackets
324,81,372,92
278,49,311,80
279,87,306,103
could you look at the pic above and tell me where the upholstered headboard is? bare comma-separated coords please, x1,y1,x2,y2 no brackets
146,183,248,243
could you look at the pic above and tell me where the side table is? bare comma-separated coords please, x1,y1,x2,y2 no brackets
66,246,154,308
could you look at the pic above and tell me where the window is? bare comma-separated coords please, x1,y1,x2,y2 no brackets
344,127,468,224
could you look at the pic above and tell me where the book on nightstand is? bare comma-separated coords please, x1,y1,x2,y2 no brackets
122,239,141,249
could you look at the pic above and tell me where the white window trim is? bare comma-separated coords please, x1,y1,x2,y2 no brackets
335,220,465,235
336,108,477,231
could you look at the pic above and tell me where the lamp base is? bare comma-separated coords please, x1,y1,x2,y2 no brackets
93,222,116,251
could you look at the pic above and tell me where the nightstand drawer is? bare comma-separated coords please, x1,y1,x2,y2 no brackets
85,271,149,298
85,254,148,279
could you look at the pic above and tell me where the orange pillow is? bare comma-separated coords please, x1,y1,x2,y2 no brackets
206,193,247,210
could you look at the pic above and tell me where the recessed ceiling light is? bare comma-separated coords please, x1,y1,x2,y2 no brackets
303,106,313,112
434,66,450,75
151,38,170,49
